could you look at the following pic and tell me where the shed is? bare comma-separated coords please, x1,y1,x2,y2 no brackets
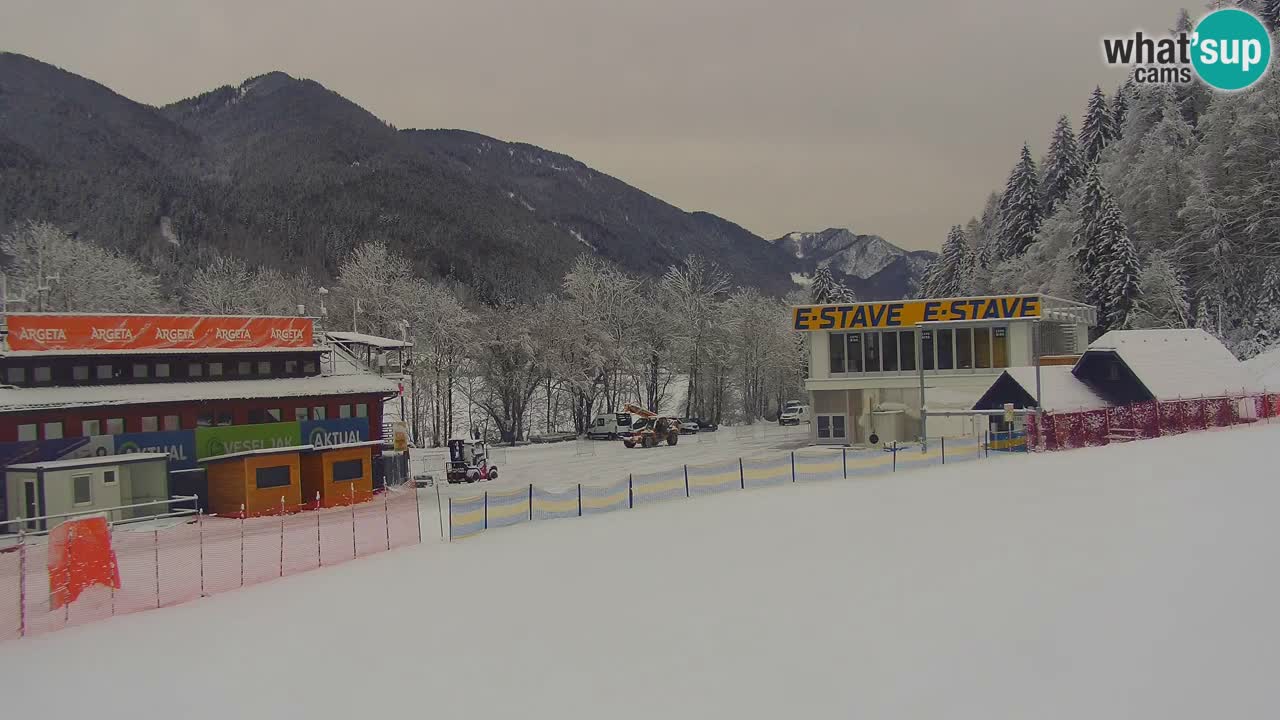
299,441,378,507
5,453,170,531
1073,329,1260,405
200,445,309,516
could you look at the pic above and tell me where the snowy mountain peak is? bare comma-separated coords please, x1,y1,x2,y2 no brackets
774,228,936,300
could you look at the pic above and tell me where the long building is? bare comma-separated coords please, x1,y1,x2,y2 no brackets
792,294,1096,445
0,312,403,518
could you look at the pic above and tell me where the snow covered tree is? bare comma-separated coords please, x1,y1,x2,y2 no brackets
922,225,974,297
1080,87,1116,165
1072,166,1109,315
1040,116,1083,216
808,266,856,304
1116,94,1197,254
185,255,315,316
1111,79,1134,133
1,220,165,313
1130,252,1190,329
1098,195,1140,329
996,143,1042,257
661,256,732,419
1263,0,1280,32
333,240,421,338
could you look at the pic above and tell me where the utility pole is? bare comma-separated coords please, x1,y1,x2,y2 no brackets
353,298,363,334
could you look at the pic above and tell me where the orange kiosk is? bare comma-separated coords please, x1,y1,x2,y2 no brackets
299,441,377,507
201,446,307,516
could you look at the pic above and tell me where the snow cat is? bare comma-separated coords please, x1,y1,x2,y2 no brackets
621,403,681,448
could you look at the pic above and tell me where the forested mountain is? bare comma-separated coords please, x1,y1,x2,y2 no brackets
772,228,935,300
920,5,1280,358
0,53,800,300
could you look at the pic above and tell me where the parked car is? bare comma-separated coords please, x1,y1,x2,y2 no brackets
678,418,700,435
693,418,718,432
779,404,810,426
586,412,634,439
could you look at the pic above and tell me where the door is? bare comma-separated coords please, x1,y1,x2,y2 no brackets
816,414,848,444
23,480,38,531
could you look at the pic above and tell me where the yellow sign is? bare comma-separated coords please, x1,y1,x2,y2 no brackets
392,422,410,452
792,295,1041,332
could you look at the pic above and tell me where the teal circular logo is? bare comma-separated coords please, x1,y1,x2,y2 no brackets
1192,9,1271,91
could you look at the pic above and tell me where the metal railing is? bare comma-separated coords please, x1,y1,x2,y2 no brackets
0,495,201,538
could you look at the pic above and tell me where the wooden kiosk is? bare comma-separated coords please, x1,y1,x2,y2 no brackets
299,441,378,507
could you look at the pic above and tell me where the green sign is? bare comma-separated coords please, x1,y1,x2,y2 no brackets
196,422,302,460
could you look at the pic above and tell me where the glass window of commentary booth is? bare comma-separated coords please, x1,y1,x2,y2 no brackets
827,326,1009,374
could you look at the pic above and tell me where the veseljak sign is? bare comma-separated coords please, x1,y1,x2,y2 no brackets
5,314,314,352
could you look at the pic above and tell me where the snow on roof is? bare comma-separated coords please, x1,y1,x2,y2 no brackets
1244,345,1280,389
923,384,988,410
327,331,412,349
0,372,399,413
1084,329,1261,400
999,366,1111,412
7,452,169,472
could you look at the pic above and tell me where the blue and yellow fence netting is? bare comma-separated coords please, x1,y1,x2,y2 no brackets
581,479,629,515
687,461,742,497
793,450,844,483
532,486,579,520
843,447,897,477
632,468,687,506
449,494,486,540
486,487,531,528
742,455,791,488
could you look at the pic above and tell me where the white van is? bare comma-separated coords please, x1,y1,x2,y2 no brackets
779,402,810,426
587,412,634,439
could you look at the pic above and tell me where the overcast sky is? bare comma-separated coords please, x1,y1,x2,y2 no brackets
3,0,1189,250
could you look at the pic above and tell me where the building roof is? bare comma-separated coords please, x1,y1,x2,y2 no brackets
1244,345,1280,389
1080,329,1260,400
7,452,169,472
0,372,399,413
975,366,1111,412
1,346,326,358
327,331,412,349
200,445,313,464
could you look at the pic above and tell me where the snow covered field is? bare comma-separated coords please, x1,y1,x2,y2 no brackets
3,424,1280,719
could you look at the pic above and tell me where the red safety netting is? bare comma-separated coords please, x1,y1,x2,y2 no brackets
2,489,421,643
1033,394,1269,452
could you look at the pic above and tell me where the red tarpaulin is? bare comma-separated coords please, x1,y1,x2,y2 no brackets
47,517,120,610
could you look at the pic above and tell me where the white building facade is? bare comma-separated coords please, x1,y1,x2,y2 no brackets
795,294,1096,445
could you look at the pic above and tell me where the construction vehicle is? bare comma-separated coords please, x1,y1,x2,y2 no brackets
445,438,499,483
621,404,682,448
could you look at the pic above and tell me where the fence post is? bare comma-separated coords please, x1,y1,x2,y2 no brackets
239,505,245,588
984,431,989,458
941,436,946,465
739,458,745,490
528,483,534,521
154,529,161,609
433,483,442,542
316,493,322,566
483,491,489,529
791,451,796,483
351,485,358,558
448,497,452,542
842,447,847,479
17,529,25,638
684,465,690,498
629,475,634,509
197,512,205,597
280,497,285,578
892,442,897,472
578,483,583,517
384,489,391,551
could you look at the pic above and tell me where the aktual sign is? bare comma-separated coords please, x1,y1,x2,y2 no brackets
5,314,314,352
302,418,370,448
792,295,1041,332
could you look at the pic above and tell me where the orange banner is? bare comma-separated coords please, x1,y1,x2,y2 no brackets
5,314,314,352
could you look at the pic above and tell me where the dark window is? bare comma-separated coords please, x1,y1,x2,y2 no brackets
258,360,271,375
6,367,25,384
312,406,326,420
268,408,283,422
238,361,252,376
248,408,267,424
303,360,317,374
974,327,992,369
847,333,863,372
73,366,90,381
103,470,116,485
96,364,112,380
208,362,223,377
156,363,171,378
993,327,1009,367
189,363,203,378
295,407,308,422
956,328,973,369
133,363,149,379
863,332,880,372
197,412,214,427
332,459,364,482
255,465,293,489
285,360,298,374
73,474,92,505
33,366,51,383
882,332,899,372
922,331,935,371
216,411,233,427
828,333,844,374
899,332,916,372
937,329,955,370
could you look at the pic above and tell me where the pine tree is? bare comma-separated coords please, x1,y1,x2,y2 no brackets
1130,252,1190,329
1072,166,1108,315
923,225,975,297
809,266,857,304
1080,87,1116,164
997,143,1042,257
1040,115,1083,216
1097,196,1140,329
1111,79,1133,135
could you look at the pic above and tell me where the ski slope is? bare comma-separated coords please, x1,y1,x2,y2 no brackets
3,424,1280,719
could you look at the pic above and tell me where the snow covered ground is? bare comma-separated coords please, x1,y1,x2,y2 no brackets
4,424,1280,718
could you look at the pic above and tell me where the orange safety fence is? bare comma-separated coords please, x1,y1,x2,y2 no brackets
0,488,420,643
